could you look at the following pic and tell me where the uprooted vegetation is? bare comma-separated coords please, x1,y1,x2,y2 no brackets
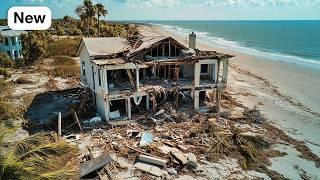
0,81,25,129
0,129,79,179
47,86,320,179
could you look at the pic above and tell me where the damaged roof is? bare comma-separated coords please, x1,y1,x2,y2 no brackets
77,37,130,57
91,58,126,66
127,36,187,58
78,36,234,66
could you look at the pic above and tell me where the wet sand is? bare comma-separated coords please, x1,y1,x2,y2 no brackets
139,25,320,179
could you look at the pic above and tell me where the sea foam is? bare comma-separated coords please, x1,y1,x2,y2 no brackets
154,23,320,70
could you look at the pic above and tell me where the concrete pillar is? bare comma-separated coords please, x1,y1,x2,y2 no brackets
222,60,229,83
105,70,108,94
212,89,216,106
136,68,140,91
146,95,150,111
194,63,201,87
58,112,61,137
127,98,132,119
105,100,110,122
194,90,200,110
189,32,196,49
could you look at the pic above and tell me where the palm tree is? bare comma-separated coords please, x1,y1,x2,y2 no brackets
0,128,79,179
75,0,96,37
95,3,108,37
75,5,86,34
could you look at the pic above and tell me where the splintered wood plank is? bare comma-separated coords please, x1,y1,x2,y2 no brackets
80,155,113,177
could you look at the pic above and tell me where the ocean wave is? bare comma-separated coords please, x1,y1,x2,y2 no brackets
152,23,320,70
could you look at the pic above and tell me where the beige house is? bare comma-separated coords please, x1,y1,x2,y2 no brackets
77,33,233,122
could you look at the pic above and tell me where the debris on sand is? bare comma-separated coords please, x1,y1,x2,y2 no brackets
243,106,266,124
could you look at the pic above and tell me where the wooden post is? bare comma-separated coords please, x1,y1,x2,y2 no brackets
175,88,179,109
58,112,61,137
152,90,157,113
194,91,200,110
175,64,180,82
71,109,82,132
216,90,221,112
168,64,171,79
164,65,167,79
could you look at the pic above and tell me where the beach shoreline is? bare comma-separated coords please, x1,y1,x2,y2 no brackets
138,24,320,179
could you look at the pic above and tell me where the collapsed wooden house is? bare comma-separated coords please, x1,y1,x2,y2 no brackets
77,33,233,121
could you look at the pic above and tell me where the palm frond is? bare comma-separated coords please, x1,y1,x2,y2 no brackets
39,168,79,180
14,133,49,156
18,141,71,161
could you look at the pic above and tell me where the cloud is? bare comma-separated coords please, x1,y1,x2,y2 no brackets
204,0,320,7
116,0,180,8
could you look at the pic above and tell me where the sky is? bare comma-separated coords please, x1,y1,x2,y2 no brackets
1,0,320,20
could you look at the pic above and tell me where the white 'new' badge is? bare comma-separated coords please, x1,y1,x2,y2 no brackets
8,6,52,30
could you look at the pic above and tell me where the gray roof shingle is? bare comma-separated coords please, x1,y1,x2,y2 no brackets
82,37,130,57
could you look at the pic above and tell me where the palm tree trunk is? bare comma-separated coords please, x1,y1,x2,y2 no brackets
86,17,90,37
98,15,100,37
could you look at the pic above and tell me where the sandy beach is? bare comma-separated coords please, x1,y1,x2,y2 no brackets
138,24,320,179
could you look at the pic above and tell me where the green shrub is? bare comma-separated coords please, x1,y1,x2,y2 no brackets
71,29,82,36
13,58,26,68
53,56,77,66
0,97,23,122
51,65,79,78
48,38,81,57
0,53,14,67
0,68,11,78
48,56,79,78
21,31,50,64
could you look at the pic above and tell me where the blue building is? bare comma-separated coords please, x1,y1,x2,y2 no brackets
0,26,27,60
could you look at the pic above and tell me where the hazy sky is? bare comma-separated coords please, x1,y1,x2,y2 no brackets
1,0,320,20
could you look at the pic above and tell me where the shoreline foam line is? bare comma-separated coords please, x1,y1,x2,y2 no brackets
152,23,320,70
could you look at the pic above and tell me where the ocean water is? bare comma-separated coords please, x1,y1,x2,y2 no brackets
136,21,320,69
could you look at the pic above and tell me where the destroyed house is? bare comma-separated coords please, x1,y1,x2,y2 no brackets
77,33,233,121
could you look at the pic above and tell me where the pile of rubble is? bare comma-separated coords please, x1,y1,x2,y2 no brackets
63,96,285,179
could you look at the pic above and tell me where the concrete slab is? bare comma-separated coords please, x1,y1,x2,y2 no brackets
134,162,165,177
138,155,168,167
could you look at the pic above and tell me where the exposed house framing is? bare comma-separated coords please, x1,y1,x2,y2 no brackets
77,34,233,122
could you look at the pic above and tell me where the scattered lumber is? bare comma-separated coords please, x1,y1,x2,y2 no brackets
80,155,113,177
